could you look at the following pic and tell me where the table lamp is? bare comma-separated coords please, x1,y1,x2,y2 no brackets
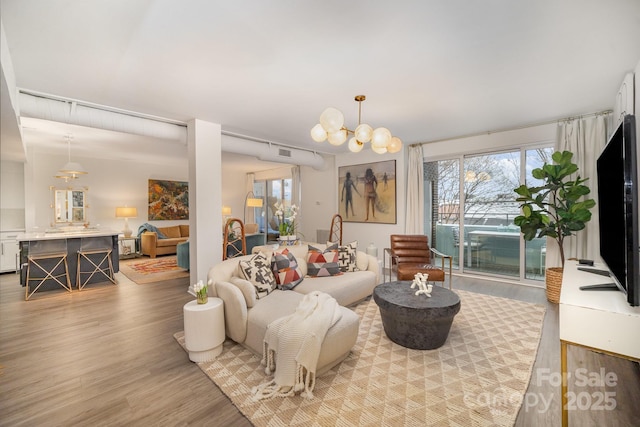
116,206,138,237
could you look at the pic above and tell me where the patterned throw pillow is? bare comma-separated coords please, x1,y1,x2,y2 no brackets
239,252,276,295
307,244,342,277
271,248,304,290
337,241,359,272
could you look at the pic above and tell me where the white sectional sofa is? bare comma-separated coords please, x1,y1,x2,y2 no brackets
206,243,379,374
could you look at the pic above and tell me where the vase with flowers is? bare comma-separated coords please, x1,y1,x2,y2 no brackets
274,202,300,245
193,279,208,304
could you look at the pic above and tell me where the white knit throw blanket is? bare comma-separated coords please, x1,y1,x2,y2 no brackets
251,291,342,400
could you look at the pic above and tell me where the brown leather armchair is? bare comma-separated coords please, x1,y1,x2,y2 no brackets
385,234,452,288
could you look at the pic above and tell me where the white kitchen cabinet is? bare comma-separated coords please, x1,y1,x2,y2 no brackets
0,231,22,273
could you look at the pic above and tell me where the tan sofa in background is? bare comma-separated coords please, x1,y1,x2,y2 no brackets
141,224,189,258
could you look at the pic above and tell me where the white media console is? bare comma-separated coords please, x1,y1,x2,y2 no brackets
559,260,640,426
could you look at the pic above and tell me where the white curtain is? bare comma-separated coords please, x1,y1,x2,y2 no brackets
405,145,425,234
291,166,301,207
291,165,301,226
546,114,609,267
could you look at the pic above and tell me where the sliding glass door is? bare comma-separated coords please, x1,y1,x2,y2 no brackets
254,178,292,241
523,148,553,280
427,146,553,282
427,159,461,267
462,151,521,277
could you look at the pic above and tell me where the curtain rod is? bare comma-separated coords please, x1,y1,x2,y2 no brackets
411,109,613,147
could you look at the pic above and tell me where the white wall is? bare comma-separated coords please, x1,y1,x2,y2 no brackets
299,156,335,243
0,160,25,230
221,166,248,223
24,148,189,233
420,123,557,159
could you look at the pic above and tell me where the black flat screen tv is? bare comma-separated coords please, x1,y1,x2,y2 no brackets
595,114,639,306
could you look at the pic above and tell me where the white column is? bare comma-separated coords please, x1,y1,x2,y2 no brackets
187,119,222,284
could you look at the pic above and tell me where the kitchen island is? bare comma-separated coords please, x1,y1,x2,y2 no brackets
18,229,120,292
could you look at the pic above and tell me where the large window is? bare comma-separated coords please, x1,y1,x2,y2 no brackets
254,178,292,240
426,146,553,282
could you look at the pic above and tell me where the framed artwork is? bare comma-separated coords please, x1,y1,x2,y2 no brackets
148,179,189,220
338,160,396,224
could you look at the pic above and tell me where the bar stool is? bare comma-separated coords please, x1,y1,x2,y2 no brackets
77,237,116,290
25,241,72,301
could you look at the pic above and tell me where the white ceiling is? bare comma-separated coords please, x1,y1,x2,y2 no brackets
1,0,640,164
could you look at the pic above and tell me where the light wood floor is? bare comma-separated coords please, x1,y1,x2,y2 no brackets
0,270,638,426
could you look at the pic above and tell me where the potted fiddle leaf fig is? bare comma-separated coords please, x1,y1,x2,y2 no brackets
513,150,596,302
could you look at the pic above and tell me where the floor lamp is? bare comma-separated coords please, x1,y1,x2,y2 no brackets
244,191,263,225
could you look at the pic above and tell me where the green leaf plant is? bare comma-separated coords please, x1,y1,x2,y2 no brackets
513,151,596,268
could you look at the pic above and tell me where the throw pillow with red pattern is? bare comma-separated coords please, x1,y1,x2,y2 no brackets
307,244,342,277
271,248,304,290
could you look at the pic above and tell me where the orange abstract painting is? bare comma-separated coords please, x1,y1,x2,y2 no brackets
148,179,189,220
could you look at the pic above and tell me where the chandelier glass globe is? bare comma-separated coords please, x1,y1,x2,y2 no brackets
371,144,388,154
310,123,327,142
371,127,391,149
348,137,364,153
387,136,403,153
327,129,347,145
319,107,344,133
354,123,373,143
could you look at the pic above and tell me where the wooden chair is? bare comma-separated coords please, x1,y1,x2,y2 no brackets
385,234,452,289
329,214,343,245
223,218,246,260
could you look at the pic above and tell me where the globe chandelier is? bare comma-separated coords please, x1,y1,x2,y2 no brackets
310,95,402,154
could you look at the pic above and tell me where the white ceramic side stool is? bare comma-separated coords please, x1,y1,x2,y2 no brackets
183,298,225,362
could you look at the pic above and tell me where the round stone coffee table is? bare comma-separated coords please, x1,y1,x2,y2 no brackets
373,281,461,350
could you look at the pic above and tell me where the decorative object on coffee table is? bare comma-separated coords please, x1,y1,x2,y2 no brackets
410,272,432,297
373,281,460,349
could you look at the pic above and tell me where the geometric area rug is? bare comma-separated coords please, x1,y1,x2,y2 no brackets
174,289,546,427
119,255,189,284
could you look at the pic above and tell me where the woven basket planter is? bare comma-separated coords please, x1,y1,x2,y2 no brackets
545,267,564,303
